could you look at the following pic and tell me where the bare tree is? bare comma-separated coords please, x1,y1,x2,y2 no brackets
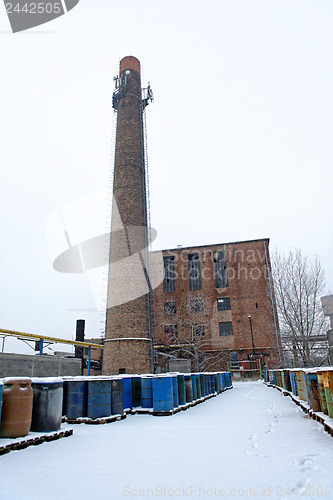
271,249,328,367
158,293,226,372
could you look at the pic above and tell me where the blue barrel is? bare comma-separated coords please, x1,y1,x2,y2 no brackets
122,377,133,410
213,373,218,392
177,375,186,405
87,378,111,419
200,374,206,397
131,376,142,408
210,374,215,394
269,370,277,385
111,378,124,415
217,373,222,392
171,375,178,408
31,378,63,432
226,372,232,388
185,375,193,402
141,376,153,408
153,376,174,413
65,378,88,419
191,374,197,400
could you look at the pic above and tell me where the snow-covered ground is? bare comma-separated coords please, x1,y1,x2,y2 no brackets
1,381,333,500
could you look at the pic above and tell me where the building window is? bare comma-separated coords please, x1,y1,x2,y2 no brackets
164,325,177,345
163,256,176,292
219,321,233,336
192,324,205,339
164,301,176,315
217,297,231,311
190,299,203,313
214,251,228,288
188,253,202,291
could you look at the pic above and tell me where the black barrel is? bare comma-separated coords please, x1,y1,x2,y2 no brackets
31,378,63,432
111,378,124,415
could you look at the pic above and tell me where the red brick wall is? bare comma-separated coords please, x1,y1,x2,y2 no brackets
152,239,281,371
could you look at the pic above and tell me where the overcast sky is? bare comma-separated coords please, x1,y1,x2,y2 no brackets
0,0,332,355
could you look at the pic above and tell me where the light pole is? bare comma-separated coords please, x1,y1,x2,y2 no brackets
248,315,255,353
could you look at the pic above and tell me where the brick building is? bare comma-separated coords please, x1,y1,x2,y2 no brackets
152,238,282,372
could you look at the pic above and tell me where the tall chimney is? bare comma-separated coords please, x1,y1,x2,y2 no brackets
103,56,153,375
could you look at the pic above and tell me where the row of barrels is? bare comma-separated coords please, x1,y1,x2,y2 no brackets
264,368,333,418
0,372,232,438
63,371,232,417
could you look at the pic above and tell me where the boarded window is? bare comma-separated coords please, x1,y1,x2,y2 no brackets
217,297,231,311
188,253,202,291
214,251,228,288
219,321,233,336
164,325,178,345
230,352,239,368
163,256,176,292
191,324,205,339
164,301,176,315
190,299,203,313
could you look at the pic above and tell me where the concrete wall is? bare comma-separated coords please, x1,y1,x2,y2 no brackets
0,353,81,378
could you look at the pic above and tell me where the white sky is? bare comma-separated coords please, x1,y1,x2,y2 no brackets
0,0,332,354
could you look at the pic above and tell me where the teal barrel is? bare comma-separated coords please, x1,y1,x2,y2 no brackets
153,375,174,413
200,374,206,396
31,378,64,432
171,375,179,408
191,374,197,400
121,376,132,410
194,374,201,398
227,372,232,388
141,376,153,408
196,374,202,398
305,373,321,411
87,378,111,419
205,374,210,395
131,376,142,408
184,375,193,402
210,374,216,393
290,372,298,396
177,375,186,405
64,378,88,419
111,378,124,415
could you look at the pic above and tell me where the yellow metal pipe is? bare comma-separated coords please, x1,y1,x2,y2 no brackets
0,328,103,349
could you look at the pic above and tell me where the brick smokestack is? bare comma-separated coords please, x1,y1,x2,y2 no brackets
103,56,152,375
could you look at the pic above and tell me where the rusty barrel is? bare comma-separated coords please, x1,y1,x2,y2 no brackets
31,378,64,432
0,378,33,438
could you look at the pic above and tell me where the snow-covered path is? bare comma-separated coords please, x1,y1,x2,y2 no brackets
1,381,333,500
